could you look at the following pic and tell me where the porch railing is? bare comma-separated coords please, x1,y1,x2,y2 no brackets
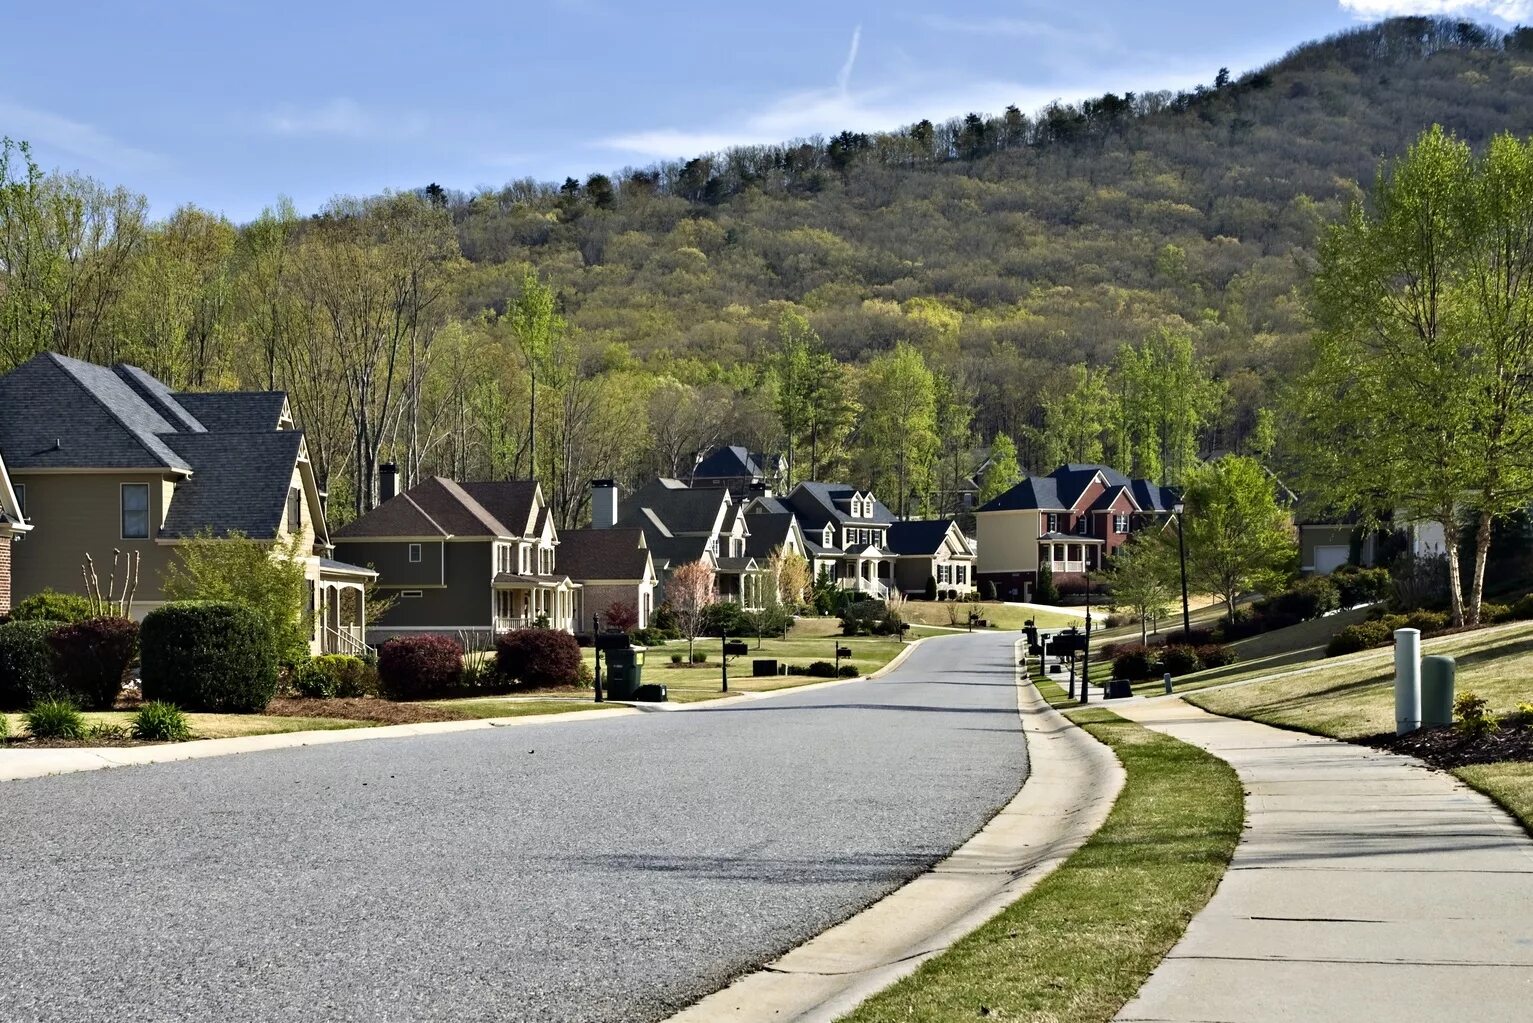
321,623,368,657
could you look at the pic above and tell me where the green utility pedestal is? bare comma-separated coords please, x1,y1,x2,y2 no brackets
1421,655,1456,729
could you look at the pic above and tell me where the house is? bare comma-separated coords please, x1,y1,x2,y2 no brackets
975,464,1178,601
887,520,978,597
591,478,769,609
333,471,578,641
558,527,658,631
0,448,32,615
689,445,785,494
759,482,901,598
0,353,374,654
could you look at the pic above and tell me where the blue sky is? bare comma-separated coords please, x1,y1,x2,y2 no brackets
4,0,1530,221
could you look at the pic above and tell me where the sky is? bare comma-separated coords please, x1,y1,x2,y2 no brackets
3,0,1531,222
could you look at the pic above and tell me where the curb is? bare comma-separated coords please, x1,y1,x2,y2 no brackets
0,636,942,782
660,639,1127,1023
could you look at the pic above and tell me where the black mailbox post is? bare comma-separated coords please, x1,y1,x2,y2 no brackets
721,636,750,692
835,644,853,675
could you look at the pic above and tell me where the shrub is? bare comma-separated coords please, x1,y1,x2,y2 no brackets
0,712,8,741
670,652,684,665
690,651,708,664
87,722,129,742
651,603,682,639
140,602,280,713
1326,619,1395,656
1332,566,1391,607
496,628,582,688
630,627,668,647
1454,691,1497,738
805,661,838,678
1217,606,1264,641
1271,577,1339,623
980,579,996,601
133,701,191,742
1402,610,1450,635
1112,644,1155,680
923,576,938,601
1480,602,1511,624
1169,627,1218,647
1160,646,1202,676
603,600,640,633
46,617,138,710
576,659,595,688
0,620,60,710
376,635,463,701
457,655,504,693
1195,643,1238,668
838,664,859,677
291,660,336,699
313,654,377,698
702,601,751,637
26,699,85,740
1510,594,1533,621
9,589,96,624
840,599,897,636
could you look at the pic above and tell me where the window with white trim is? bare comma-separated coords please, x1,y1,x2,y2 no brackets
1047,513,1058,533
121,483,149,539
1077,516,1089,536
408,543,422,563
1114,513,1130,534
401,590,423,599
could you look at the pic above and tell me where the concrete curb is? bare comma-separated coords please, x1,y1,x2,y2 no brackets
0,636,941,783
660,639,1127,1023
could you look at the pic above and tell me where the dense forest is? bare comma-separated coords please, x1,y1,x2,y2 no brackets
5,16,1533,527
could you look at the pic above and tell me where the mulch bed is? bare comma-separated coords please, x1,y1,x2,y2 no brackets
264,697,471,725
1364,719,1533,769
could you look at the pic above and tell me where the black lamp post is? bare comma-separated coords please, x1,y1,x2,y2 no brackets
1174,501,1191,637
592,613,604,703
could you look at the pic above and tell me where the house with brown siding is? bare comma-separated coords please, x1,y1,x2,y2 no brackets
0,353,373,653
975,464,1177,601
334,472,578,641
558,527,657,632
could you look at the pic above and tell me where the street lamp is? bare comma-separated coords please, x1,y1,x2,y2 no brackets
1173,501,1191,637
1080,554,1091,705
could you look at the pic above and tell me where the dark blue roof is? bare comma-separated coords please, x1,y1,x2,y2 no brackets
979,464,1173,514
887,520,959,556
783,481,896,528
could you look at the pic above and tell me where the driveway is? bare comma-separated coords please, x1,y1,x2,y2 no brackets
0,631,1027,1023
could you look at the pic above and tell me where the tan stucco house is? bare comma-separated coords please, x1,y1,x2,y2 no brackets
0,353,374,653
975,464,1177,601
333,472,578,642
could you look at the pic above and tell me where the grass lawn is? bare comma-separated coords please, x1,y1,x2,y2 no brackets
901,601,1080,632
1455,762,1533,834
2,710,371,741
840,707,1243,1023
422,697,628,719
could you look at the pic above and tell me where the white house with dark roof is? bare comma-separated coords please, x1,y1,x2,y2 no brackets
0,352,374,653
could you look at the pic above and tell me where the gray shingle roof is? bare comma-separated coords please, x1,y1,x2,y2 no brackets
887,520,960,556
160,432,303,539
558,528,652,582
174,392,288,433
744,512,797,558
616,478,729,535
783,482,895,528
334,478,542,540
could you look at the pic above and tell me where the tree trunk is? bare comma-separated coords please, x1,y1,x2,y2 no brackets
1469,509,1493,628
1443,516,1465,627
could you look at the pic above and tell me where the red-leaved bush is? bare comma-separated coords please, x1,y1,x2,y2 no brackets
47,617,139,710
496,628,582,689
378,635,463,701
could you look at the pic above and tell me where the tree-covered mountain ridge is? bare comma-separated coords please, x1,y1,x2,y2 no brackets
456,17,1533,456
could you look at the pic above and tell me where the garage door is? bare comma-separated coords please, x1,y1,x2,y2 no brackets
1313,545,1349,575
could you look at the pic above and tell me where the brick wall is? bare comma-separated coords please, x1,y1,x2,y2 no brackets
0,534,11,616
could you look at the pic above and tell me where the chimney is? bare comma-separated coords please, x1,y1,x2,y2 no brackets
591,479,618,529
379,463,399,503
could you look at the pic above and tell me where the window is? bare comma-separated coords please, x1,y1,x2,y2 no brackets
1047,513,1058,533
1114,513,1130,534
956,565,967,584
121,483,149,539
401,590,423,599
12,484,23,516
1077,516,1089,536
287,487,302,532
519,545,529,574
408,543,422,564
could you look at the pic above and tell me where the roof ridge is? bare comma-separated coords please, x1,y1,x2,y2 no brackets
400,491,451,537
433,477,514,536
46,354,182,471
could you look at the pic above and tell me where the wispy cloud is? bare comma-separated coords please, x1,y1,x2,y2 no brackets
0,98,161,171
264,98,427,139
838,25,862,94
916,13,1105,45
1338,0,1533,20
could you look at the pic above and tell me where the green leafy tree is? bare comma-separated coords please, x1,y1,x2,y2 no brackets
506,267,564,482
978,433,1022,506
1040,363,1110,469
857,342,938,518
1111,328,1223,484
769,311,855,484
161,531,311,664
1034,562,1061,605
1179,456,1296,622
1106,535,1177,643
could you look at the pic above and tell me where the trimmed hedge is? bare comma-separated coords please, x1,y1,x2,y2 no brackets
1161,646,1202,677
805,661,838,678
1195,643,1238,669
46,617,138,710
0,620,60,710
1331,565,1391,607
1112,644,1155,680
291,660,335,698
496,628,582,688
9,589,96,625
314,654,377,698
377,635,463,701
140,601,279,713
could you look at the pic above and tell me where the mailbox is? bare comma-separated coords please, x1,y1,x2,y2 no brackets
836,646,853,659
594,631,631,651
723,640,750,657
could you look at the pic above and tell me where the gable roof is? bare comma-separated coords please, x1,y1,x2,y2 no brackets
616,478,731,535
174,392,289,433
979,464,1176,515
1089,484,1141,513
692,445,771,481
334,478,543,540
887,519,967,557
744,511,799,559
784,481,896,528
558,528,652,582
159,432,304,539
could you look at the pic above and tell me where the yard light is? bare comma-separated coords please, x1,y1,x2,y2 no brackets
592,613,604,703
1173,501,1191,637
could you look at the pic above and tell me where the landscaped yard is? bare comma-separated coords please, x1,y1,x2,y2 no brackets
841,706,1242,1023
1187,620,1533,833
901,601,1081,632
2,709,371,741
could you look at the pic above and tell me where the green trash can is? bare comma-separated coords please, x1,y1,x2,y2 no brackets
1421,655,1456,728
605,647,645,701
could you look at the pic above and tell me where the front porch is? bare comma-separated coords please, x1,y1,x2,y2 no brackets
493,574,578,633
838,553,894,600
717,558,769,611
311,558,376,656
1039,536,1105,575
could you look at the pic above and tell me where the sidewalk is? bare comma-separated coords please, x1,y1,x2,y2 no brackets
1111,699,1533,1023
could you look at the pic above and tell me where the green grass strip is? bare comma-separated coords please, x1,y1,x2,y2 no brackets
839,708,1244,1023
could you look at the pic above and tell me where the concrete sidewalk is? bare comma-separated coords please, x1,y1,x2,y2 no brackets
1112,699,1533,1023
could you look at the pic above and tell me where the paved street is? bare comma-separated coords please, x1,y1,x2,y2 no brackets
0,632,1027,1023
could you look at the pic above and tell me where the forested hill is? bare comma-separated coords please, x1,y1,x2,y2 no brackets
7,17,1533,525
447,17,1533,453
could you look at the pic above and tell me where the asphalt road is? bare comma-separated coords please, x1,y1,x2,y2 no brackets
0,631,1028,1023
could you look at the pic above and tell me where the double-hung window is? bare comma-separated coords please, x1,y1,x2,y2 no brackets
409,543,423,564
1114,513,1130,534
1077,516,1089,536
1047,513,1059,533
121,483,150,539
